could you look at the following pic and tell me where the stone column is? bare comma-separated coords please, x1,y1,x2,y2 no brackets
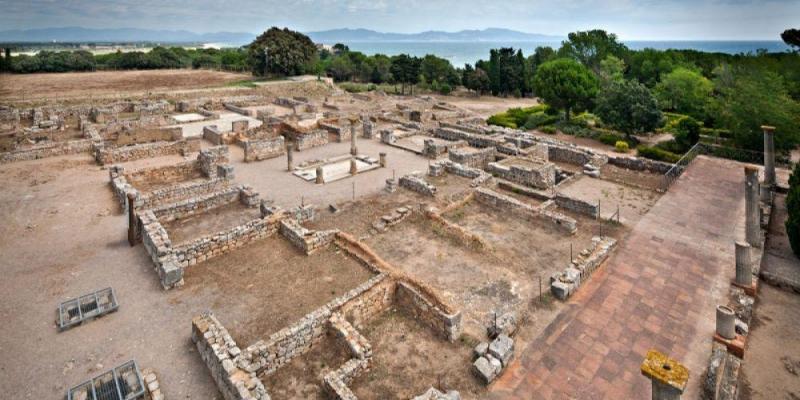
350,158,358,175
363,117,373,139
315,166,324,184
716,305,736,340
379,152,387,167
735,241,753,287
641,350,689,400
127,192,138,246
286,141,293,171
744,166,761,247
762,125,776,188
350,123,358,156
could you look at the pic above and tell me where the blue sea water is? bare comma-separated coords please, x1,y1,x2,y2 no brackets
342,41,792,68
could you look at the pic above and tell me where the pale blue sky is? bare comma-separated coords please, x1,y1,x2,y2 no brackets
1,0,798,40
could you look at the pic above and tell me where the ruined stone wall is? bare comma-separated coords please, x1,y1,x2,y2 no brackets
94,138,200,165
191,313,270,400
422,139,467,159
487,160,555,190
547,144,608,167
223,103,255,117
608,155,674,174
0,138,94,164
474,187,577,234
150,185,246,223
429,160,493,187
399,175,437,196
137,178,233,212
554,194,599,219
203,125,227,145
395,282,463,342
434,127,504,149
198,146,230,178
278,219,338,254
294,130,328,151
550,237,617,300
114,126,182,146
244,137,285,162
319,121,352,143
448,147,495,169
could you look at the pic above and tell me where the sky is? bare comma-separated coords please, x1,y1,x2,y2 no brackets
1,0,798,40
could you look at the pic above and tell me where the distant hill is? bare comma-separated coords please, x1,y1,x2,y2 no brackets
306,28,563,43
0,27,254,45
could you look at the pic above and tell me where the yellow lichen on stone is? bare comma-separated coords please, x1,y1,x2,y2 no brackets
640,349,689,391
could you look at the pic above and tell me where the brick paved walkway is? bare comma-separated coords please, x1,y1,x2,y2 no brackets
490,156,747,399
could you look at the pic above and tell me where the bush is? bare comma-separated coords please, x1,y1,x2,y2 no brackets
540,125,557,134
487,105,550,129
674,116,701,148
487,114,518,128
637,145,681,163
655,139,688,155
439,83,452,95
787,163,800,257
615,141,630,153
523,112,558,129
598,132,626,146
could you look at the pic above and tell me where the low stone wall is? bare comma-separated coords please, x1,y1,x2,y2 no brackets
192,313,269,400
448,147,495,169
487,160,555,190
547,143,608,167
279,219,339,255
150,185,245,223
608,155,674,174
422,139,467,159
425,209,489,251
550,237,617,300
95,138,200,165
395,282,463,342
223,103,255,117
137,178,234,211
434,127,505,149
198,146,230,178
554,194,599,219
323,358,369,400
399,175,437,196
244,136,285,162
203,125,229,145
429,160,493,187
294,130,329,151
474,187,577,234
319,121,352,143
0,138,94,164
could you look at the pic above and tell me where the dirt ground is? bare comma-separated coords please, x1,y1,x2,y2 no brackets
260,333,350,400
350,309,485,399
556,174,661,225
0,69,250,102
740,285,800,399
162,201,261,245
432,94,539,119
183,236,375,346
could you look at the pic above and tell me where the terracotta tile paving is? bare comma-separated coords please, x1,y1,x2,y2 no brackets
489,156,747,399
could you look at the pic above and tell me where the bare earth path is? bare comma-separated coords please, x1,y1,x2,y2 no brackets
489,156,746,399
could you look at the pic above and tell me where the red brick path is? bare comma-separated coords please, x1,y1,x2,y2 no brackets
490,156,746,399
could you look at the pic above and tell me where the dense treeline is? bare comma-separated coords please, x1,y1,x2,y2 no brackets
2,46,249,73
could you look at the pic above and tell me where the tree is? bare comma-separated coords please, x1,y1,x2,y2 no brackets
595,80,663,137
712,64,800,151
599,55,625,86
786,163,800,257
654,67,712,120
390,54,421,95
247,27,318,76
488,48,526,96
558,29,628,72
533,58,598,121
782,29,800,50
420,54,458,86
462,64,490,95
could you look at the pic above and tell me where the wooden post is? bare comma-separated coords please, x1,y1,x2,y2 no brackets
127,192,137,246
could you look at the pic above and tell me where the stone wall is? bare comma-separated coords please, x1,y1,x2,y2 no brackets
399,175,437,196
448,147,496,169
244,137,285,162
137,178,233,211
203,125,228,145
198,146,230,178
474,187,577,234
294,130,328,151
422,139,467,159
0,138,94,164
279,219,338,255
150,185,245,223
608,155,674,174
224,103,255,117
95,138,200,165
550,237,617,300
487,159,555,190
319,121,352,143
547,143,608,168
395,282,463,342
191,313,270,400
554,194,600,219
434,127,505,149
429,160,493,187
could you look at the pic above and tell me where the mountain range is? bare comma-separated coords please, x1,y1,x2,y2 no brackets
0,27,561,44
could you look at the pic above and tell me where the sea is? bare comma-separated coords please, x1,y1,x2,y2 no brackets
338,41,792,68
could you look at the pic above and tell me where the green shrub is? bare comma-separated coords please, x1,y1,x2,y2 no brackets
674,116,701,148
572,112,598,127
487,105,550,129
523,112,558,129
655,139,688,154
598,132,626,146
637,145,681,163
539,125,557,134
615,141,630,153
439,83,452,95
487,114,518,128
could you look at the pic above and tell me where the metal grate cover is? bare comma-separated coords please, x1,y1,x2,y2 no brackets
67,360,145,400
58,287,119,331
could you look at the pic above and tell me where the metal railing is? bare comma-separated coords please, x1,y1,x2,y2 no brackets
659,142,704,192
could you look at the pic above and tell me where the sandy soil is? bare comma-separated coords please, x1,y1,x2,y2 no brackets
183,236,375,346
557,174,661,225
0,69,250,102
740,285,800,399
162,201,261,245
433,94,539,119
350,309,485,399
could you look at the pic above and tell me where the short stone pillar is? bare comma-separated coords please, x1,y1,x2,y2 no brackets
735,241,753,287
641,350,689,400
315,166,324,184
350,158,358,175
127,192,138,246
762,125,776,188
744,166,761,247
716,305,736,340
286,142,294,171
363,118,373,139
350,124,358,156
379,152,387,168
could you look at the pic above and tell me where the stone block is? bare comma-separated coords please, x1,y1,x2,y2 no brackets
472,356,498,384
488,334,514,367
551,281,570,300
473,342,489,360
